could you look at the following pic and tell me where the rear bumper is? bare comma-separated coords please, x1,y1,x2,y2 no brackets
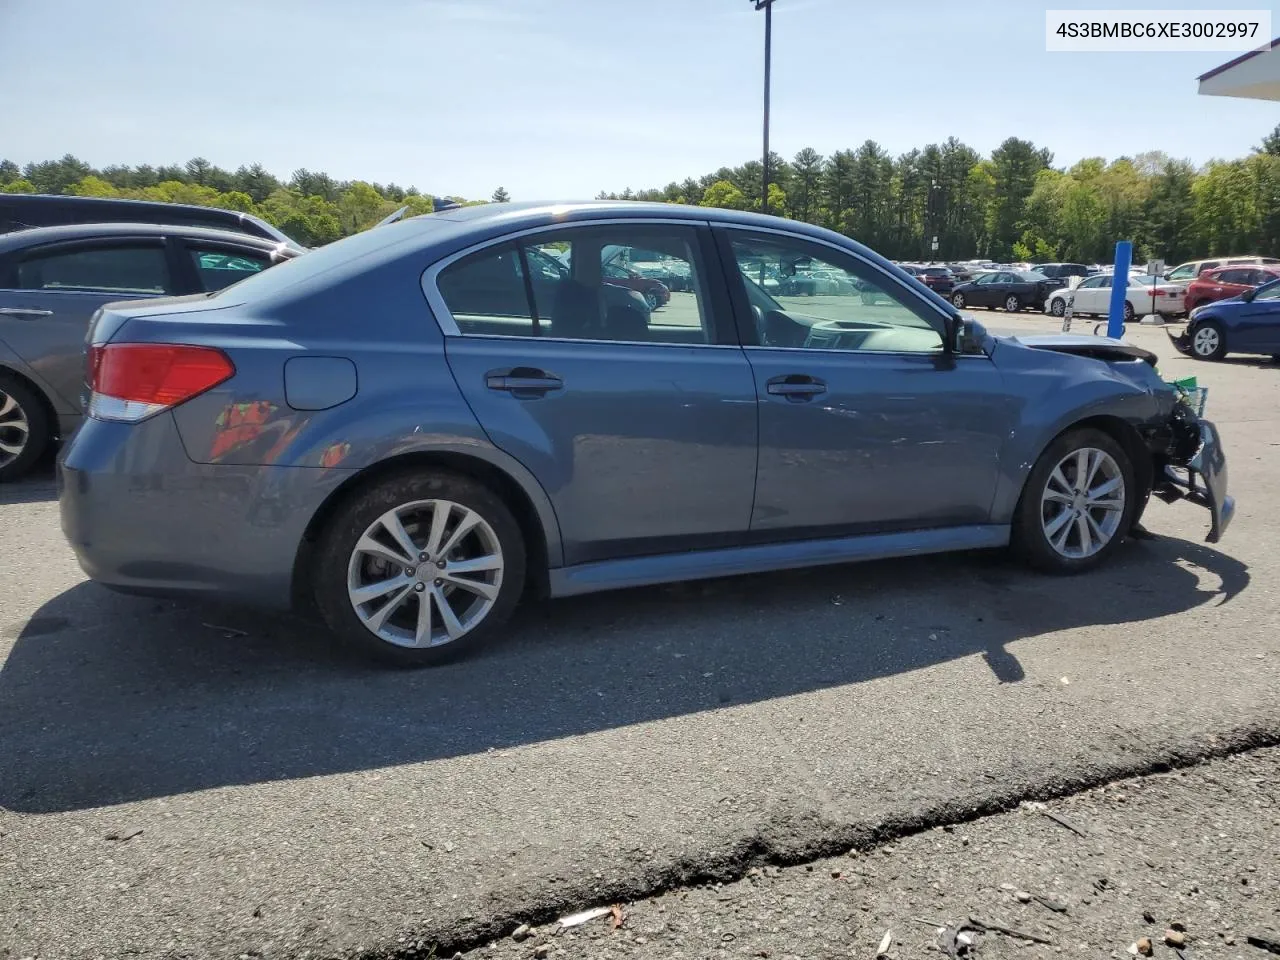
58,413,350,609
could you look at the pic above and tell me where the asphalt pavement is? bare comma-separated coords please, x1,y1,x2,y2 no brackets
2,317,1278,959
470,746,1280,960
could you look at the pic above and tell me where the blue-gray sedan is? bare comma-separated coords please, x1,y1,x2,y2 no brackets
58,202,1233,665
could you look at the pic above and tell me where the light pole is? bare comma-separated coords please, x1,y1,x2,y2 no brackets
751,0,774,215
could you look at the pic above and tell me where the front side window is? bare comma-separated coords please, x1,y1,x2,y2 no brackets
975,273,1001,285
189,247,272,292
1078,276,1104,289
1167,264,1195,282
436,224,711,344
15,243,170,294
728,233,943,354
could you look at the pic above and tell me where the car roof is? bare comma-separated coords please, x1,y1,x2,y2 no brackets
0,221,292,255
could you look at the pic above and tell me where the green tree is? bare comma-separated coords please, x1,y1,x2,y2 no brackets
337,181,388,232
789,148,824,223
1259,123,1280,157
491,186,510,203
67,175,118,197
1,179,36,194
0,160,18,185
700,180,747,210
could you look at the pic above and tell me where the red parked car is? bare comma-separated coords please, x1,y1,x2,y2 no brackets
602,261,670,309
1185,265,1280,311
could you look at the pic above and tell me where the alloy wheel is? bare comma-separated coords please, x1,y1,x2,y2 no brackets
952,293,965,308
1040,447,1126,559
1192,326,1220,358
1005,295,1020,312
1050,298,1066,317
346,498,504,649
0,389,30,468
644,290,659,310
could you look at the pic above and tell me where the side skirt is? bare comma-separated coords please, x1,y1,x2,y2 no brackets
547,524,1011,598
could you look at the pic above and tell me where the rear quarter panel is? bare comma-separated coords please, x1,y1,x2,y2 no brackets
126,251,565,565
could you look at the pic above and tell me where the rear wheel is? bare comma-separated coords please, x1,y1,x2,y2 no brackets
1004,294,1021,312
0,373,50,483
643,290,659,310
1191,320,1227,361
1122,300,1135,323
313,471,526,666
1012,428,1135,574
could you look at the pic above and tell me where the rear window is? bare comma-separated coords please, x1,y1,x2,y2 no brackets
189,247,274,292
203,219,444,302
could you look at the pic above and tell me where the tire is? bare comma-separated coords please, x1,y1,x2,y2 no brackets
1049,297,1066,317
0,372,51,483
1004,294,1021,313
1011,427,1136,574
1122,301,1135,323
1190,320,1227,361
951,293,966,309
312,470,527,667
643,290,659,310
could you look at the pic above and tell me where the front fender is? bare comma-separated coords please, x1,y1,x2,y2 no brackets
989,345,1161,523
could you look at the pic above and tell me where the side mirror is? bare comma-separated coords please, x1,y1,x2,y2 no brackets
951,314,980,354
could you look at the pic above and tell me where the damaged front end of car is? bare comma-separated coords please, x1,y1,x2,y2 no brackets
1148,399,1234,543
1011,332,1234,543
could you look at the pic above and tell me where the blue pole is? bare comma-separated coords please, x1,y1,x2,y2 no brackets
1107,240,1132,339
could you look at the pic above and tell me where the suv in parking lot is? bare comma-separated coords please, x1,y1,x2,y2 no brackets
0,193,300,247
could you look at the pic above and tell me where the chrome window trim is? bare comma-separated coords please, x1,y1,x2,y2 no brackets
421,217,714,341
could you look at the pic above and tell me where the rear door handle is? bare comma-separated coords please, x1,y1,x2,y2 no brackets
0,308,53,318
766,375,826,401
485,367,563,398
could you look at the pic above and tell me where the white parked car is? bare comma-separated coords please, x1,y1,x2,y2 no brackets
1044,274,1186,320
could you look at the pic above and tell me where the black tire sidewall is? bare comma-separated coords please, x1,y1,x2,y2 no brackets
0,372,51,483
312,470,527,667
1012,427,1137,574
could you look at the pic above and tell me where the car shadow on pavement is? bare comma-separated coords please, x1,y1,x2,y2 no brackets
0,470,57,505
0,535,1248,813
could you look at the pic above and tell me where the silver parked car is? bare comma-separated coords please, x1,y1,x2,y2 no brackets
0,222,297,480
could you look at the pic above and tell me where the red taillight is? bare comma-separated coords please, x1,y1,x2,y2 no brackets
88,343,234,422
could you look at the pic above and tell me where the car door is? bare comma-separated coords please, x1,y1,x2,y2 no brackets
0,237,176,412
1075,274,1109,313
968,272,1003,307
716,227,1020,536
1232,278,1280,351
1212,268,1251,303
431,220,758,565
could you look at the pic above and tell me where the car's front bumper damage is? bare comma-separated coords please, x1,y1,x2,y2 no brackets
1151,414,1235,543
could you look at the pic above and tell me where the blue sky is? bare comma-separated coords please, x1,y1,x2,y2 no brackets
1,0,1276,200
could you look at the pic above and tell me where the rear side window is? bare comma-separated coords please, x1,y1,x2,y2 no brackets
188,246,273,292
14,243,171,294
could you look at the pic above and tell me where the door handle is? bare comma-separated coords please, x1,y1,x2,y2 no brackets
766,375,826,401
0,308,53,318
485,367,563,398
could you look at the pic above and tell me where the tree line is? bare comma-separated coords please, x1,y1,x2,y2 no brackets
0,155,512,248
4,127,1278,262
601,124,1280,265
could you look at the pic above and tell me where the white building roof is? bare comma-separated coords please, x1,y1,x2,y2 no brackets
1198,39,1280,101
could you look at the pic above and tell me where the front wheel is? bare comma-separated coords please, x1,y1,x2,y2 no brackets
0,373,50,483
951,293,966,309
313,471,527,666
1004,294,1022,312
1012,428,1135,573
1191,320,1227,361
643,290,659,310
1049,297,1066,317
1122,300,1135,323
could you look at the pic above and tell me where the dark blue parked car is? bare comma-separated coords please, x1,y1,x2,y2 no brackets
58,202,1233,666
1169,277,1280,361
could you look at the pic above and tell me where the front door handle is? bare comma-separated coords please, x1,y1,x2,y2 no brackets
0,308,53,318
766,375,826,402
485,367,563,398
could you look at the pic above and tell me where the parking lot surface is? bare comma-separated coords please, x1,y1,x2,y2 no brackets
2,316,1278,959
